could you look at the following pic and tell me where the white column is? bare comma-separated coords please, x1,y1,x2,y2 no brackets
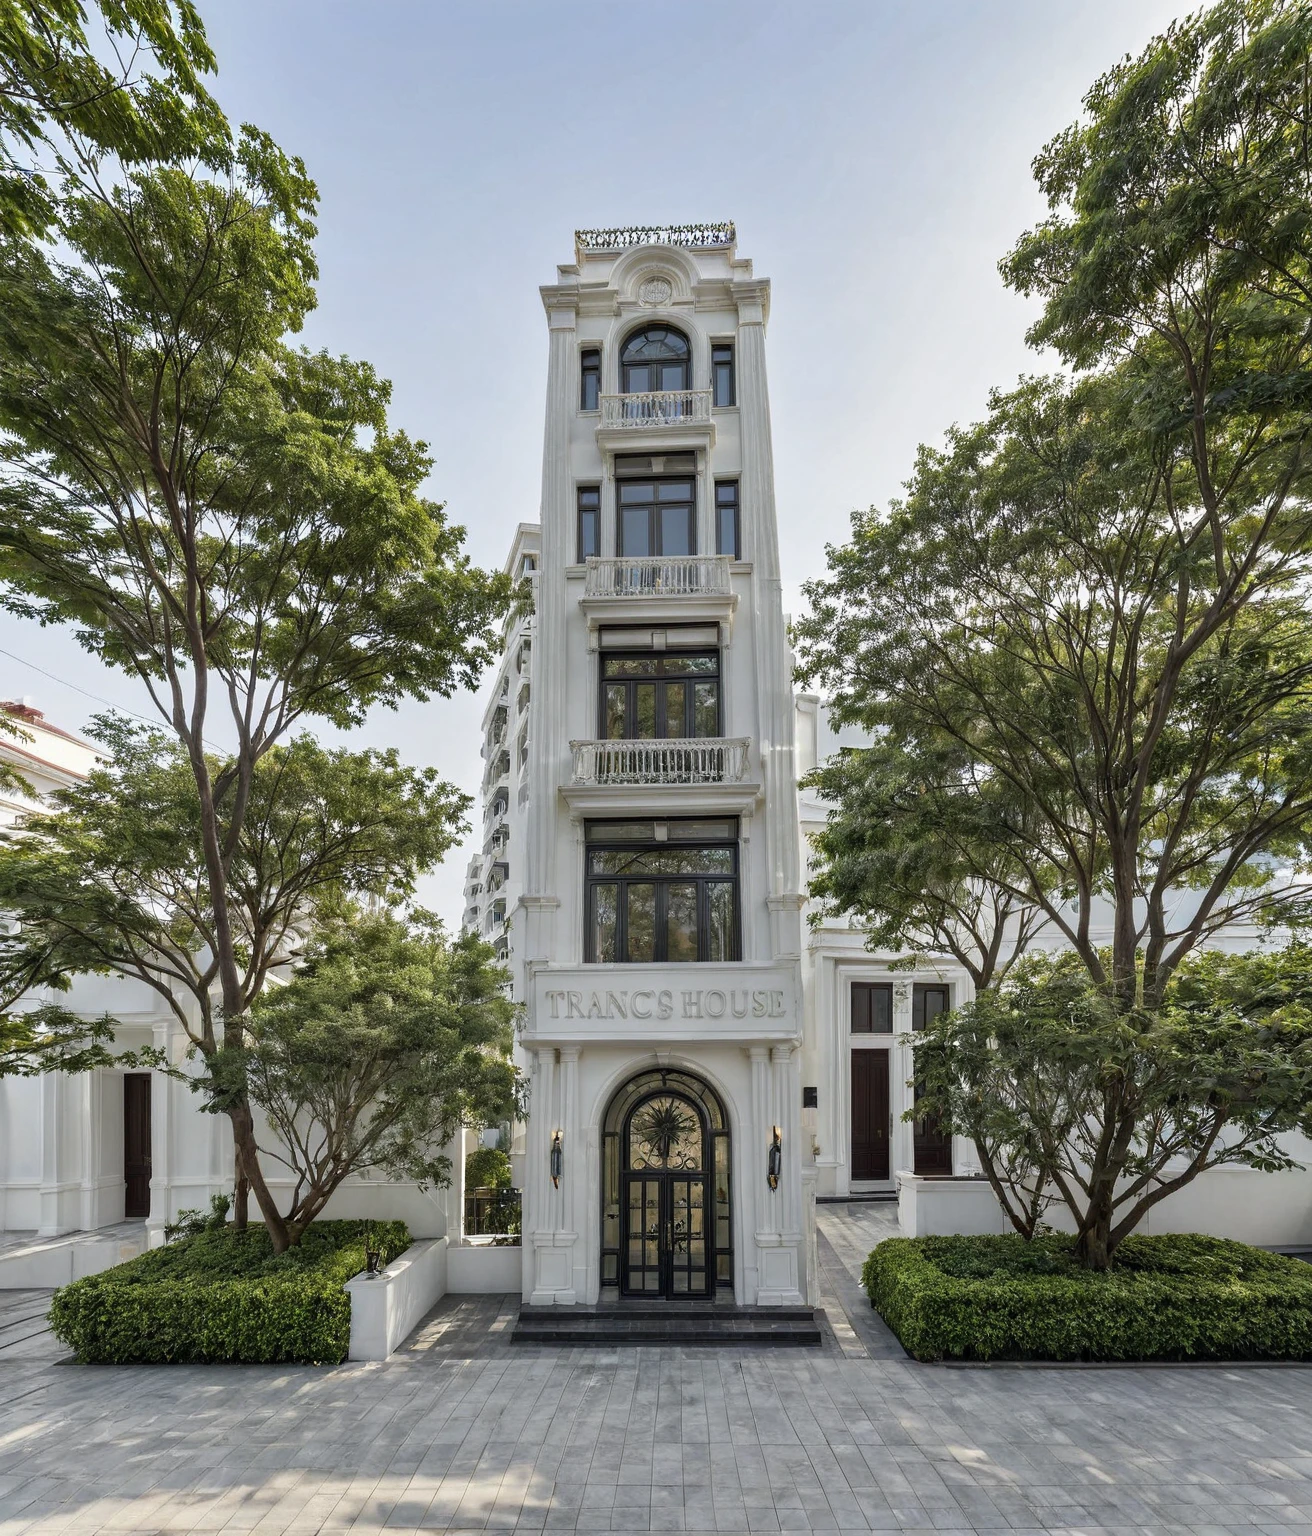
735,289,805,963
145,1022,172,1246
600,453,616,560
36,1073,70,1236
696,445,714,556
773,1043,801,1242
749,1044,773,1238
77,1074,99,1231
522,296,577,967
560,1045,582,1300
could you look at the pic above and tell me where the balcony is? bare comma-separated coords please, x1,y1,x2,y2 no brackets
564,737,759,815
596,390,715,454
584,555,730,599
579,555,738,630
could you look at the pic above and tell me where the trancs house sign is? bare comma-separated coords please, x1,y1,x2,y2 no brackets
543,987,788,1022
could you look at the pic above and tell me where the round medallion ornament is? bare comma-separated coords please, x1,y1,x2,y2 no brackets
638,275,674,308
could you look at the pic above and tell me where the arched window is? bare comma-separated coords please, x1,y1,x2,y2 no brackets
620,325,690,394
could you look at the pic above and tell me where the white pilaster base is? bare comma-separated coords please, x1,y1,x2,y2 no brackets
528,1229,578,1304
753,1230,806,1305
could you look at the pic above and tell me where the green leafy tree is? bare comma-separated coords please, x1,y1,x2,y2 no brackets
0,116,510,1240
796,0,1312,1267
804,737,1047,991
0,719,474,1248
1,0,227,237
465,1145,511,1189
244,914,517,1246
913,947,1312,1259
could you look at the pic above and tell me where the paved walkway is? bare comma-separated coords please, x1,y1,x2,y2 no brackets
0,1203,1310,1534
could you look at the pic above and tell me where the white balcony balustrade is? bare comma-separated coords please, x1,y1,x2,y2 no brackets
570,737,751,787
599,390,712,430
584,555,731,599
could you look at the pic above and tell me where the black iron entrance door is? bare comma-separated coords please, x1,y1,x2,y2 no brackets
622,1171,709,1297
620,1090,711,1298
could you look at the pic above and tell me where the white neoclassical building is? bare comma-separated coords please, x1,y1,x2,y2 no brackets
4,223,1311,1301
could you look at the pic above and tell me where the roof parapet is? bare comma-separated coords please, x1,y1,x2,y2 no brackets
574,222,735,256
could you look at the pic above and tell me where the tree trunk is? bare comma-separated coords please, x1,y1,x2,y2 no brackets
1075,1183,1115,1270
227,1100,291,1252
232,1147,249,1231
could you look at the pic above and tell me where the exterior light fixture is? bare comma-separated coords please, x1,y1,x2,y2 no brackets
767,1126,782,1191
550,1130,563,1188
363,1224,382,1278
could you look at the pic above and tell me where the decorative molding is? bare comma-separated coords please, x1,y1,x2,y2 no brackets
576,223,735,252
638,275,674,308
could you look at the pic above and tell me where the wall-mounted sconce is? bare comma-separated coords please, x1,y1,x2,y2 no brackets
767,1125,782,1191
550,1130,563,1188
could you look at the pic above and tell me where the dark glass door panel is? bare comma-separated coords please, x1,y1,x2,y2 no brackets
621,1174,711,1297
626,1176,663,1294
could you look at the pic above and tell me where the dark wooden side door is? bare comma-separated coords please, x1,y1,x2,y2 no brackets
850,1049,891,1181
123,1073,152,1218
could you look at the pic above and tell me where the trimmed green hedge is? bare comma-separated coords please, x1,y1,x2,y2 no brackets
49,1219,410,1365
863,1233,1312,1362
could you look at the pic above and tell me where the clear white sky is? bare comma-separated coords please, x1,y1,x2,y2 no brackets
0,0,1184,922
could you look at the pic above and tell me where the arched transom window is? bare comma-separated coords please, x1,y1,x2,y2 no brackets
620,326,690,394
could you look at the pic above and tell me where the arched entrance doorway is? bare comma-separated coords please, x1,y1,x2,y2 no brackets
601,1068,731,1299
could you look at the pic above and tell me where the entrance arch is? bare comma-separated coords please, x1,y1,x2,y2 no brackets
601,1068,731,1298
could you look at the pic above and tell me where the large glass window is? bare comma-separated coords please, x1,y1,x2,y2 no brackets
620,326,690,394
601,650,719,739
618,477,694,557
715,480,740,559
586,819,739,963
712,343,735,407
580,348,601,411
577,485,599,561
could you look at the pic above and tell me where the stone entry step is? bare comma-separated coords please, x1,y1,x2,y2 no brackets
512,1303,822,1347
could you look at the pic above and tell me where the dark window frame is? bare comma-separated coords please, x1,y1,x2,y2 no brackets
850,981,893,1034
577,484,600,561
715,479,740,559
580,348,601,412
620,324,691,394
584,819,741,965
617,473,695,557
712,342,735,407
599,649,721,740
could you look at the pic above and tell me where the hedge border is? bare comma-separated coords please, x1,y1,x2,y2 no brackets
49,1219,410,1365
863,1233,1312,1363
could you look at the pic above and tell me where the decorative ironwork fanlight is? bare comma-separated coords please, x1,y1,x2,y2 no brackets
767,1126,782,1191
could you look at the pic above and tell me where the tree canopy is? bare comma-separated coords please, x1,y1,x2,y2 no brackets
795,0,1312,1267
1,0,228,236
0,22,512,1243
245,913,517,1245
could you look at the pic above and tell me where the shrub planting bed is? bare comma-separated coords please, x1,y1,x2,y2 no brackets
49,1219,410,1364
863,1233,1312,1363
